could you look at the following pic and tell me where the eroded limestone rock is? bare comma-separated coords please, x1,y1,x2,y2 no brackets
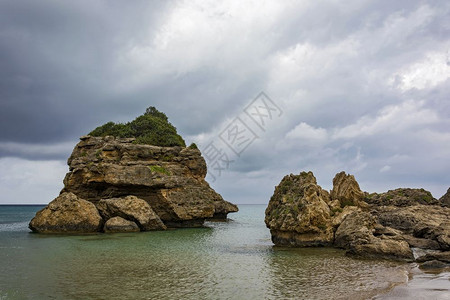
104,216,140,233
29,192,102,233
29,136,238,233
97,196,166,231
265,170,450,261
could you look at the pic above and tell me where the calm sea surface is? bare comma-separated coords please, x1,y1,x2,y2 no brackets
0,204,420,299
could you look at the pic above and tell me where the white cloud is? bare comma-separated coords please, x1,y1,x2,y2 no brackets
285,122,328,144
0,158,67,204
379,165,391,173
2,0,450,203
391,52,450,91
333,100,440,139
116,0,290,91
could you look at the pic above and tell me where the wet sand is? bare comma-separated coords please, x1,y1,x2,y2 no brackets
375,265,450,299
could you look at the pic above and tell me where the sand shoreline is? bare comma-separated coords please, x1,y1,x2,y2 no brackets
374,264,450,299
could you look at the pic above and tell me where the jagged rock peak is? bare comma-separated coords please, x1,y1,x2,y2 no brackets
331,171,364,207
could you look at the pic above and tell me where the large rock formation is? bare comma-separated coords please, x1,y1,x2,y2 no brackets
265,171,450,262
29,136,238,233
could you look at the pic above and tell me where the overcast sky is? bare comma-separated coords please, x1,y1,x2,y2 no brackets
1,0,449,204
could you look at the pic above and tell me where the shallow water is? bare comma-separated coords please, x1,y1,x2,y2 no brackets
0,205,413,299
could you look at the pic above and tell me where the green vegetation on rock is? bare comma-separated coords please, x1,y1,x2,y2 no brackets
89,106,186,147
188,142,198,150
148,165,171,176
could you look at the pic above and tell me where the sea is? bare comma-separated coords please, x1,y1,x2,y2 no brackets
0,204,449,300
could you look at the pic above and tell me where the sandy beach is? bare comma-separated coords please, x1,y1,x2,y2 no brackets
375,266,450,299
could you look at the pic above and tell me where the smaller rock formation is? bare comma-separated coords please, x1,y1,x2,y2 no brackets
29,193,103,233
334,211,413,261
265,171,450,262
97,196,166,231
330,171,364,207
419,260,448,270
365,188,438,207
104,217,140,233
264,172,334,246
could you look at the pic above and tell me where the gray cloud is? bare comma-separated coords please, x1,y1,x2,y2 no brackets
0,0,449,203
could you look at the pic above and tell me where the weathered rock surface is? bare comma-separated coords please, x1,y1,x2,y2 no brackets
416,251,450,263
440,188,450,207
104,216,140,233
29,136,238,233
365,188,438,207
97,196,166,231
29,192,103,233
373,206,450,251
63,136,237,224
334,211,413,261
330,171,365,207
419,260,449,270
265,171,450,262
265,172,333,247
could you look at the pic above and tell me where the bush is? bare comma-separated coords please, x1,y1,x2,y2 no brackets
89,106,186,147
188,143,198,149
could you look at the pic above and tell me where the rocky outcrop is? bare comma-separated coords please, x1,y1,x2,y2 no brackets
365,188,438,207
334,211,413,261
97,196,166,231
373,206,450,250
330,171,365,207
265,171,450,262
440,188,450,207
29,136,238,233
104,217,140,233
265,172,333,246
29,192,103,233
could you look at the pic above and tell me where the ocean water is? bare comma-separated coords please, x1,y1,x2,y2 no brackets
0,205,416,299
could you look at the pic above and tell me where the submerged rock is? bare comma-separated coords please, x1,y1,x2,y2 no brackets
416,251,450,263
29,192,103,233
29,136,238,233
419,260,449,270
265,171,450,262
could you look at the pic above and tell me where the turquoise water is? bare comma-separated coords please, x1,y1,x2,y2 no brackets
0,205,410,299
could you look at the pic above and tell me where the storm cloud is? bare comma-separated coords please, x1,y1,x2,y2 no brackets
0,0,449,203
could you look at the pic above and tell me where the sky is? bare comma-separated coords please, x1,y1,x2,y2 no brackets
0,0,449,204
